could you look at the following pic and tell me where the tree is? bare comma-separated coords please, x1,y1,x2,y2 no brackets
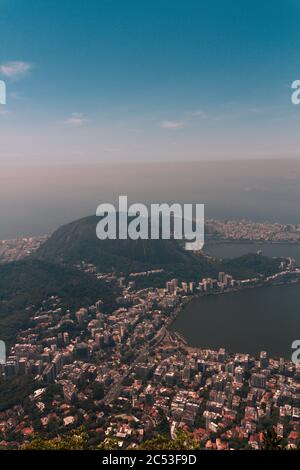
137,430,199,450
0,375,36,411
156,408,170,438
98,437,119,450
92,382,104,400
261,428,283,450
22,427,89,450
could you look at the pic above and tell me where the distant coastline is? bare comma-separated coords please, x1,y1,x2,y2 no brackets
206,238,300,246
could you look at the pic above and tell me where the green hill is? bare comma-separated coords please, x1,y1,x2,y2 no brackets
0,259,117,346
0,215,283,345
34,215,202,272
35,214,282,279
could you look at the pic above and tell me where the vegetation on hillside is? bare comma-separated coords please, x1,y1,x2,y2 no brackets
35,215,282,280
0,375,37,411
21,426,297,451
0,259,118,346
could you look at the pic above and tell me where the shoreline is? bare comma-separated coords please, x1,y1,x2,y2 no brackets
168,276,300,361
205,238,300,246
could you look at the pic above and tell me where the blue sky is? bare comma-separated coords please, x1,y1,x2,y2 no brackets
0,0,300,165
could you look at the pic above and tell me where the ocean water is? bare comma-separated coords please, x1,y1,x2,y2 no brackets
204,241,300,264
1,159,300,239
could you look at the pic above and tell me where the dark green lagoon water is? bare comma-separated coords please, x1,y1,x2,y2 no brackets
172,240,300,359
171,284,300,358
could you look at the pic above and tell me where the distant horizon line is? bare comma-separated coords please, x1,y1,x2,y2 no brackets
1,155,300,169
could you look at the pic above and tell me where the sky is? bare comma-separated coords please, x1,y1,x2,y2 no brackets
0,0,300,165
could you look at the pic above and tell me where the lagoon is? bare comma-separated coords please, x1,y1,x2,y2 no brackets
170,283,300,359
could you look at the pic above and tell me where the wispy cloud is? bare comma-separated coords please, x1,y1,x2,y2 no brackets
160,120,184,129
62,113,89,127
0,61,32,80
187,109,207,118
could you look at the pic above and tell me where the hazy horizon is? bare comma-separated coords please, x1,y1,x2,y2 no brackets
1,158,300,239
1,1,300,238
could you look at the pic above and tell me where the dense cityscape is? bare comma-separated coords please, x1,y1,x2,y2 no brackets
207,219,300,242
1,1,300,462
0,244,299,450
0,236,48,264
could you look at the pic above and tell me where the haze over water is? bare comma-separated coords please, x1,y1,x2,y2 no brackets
2,159,300,239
